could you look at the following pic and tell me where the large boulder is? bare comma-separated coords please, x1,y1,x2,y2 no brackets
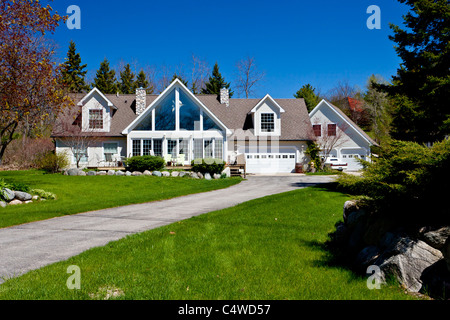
171,171,179,177
421,227,450,250
444,237,450,273
9,199,23,205
132,171,143,176
2,188,15,201
376,237,443,292
190,172,199,179
115,171,125,176
143,170,152,176
97,171,107,176
108,170,115,176
152,171,162,177
161,171,170,177
204,173,212,180
87,171,97,176
213,173,221,179
14,191,32,201
67,168,80,176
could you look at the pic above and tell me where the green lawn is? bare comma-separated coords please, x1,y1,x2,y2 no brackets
0,186,415,300
0,170,242,229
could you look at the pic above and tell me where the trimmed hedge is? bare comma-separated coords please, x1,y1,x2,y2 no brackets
191,158,225,175
125,155,165,172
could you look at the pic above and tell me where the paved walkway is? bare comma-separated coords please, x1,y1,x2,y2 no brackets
0,175,335,283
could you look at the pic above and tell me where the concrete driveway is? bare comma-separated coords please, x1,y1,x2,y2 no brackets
0,175,335,283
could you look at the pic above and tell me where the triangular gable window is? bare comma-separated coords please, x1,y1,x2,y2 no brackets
203,112,221,131
155,88,176,131
179,90,201,131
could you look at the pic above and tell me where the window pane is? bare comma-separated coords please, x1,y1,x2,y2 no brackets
153,139,162,157
203,112,221,131
313,125,321,137
155,89,176,131
104,143,118,154
179,90,201,131
328,124,337,136
179,139,190,161
132,140,141,157
214,139,223,160
135,112,152,131
89,110,103,129
204,139,213,158
168,139,178,158
143,140,152,156
261,113,274,132
194,139,203,159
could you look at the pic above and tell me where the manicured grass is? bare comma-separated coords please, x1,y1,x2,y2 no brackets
0,187,415,300
0,170,242,229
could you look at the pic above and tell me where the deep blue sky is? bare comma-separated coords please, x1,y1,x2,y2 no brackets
49,0,410,98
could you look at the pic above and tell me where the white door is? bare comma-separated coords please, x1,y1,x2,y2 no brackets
245,150,296,174
341,148,367,171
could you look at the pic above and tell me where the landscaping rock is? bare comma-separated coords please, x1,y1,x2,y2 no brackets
143,170,152,176
9,199,23,205
24,200,33,204
161,171,170,177
97,171,107,176
78,171,86,176
354,245,380,270
178,171,187,177
222,167,231,178
421,227,450,250
0,201,6,208
14,191,32,201
87,171,97,176
376,237,443,292
171,171,179,177
152,171,162,177
190,172,199,179
444,237,450,273
132,171,142,176
213,173,221,179
2,188,15,201
197,172,204,179
343,200,359,222
115,171,125,176
67,168,80,176
204,173,212,180
108,170,115,176
125,171,132,176
32,195,39,201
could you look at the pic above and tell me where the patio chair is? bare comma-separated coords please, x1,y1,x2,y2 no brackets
164,154,173,166
176,154,185,166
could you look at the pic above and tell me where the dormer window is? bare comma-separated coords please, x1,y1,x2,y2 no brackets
89,110,103,129
261,113,275,132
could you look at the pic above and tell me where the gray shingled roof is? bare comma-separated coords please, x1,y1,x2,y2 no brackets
53,92,315,141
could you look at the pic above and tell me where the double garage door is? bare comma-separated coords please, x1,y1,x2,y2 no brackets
341,148,367,171
245,150,296,174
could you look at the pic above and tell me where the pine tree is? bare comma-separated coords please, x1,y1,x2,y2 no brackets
119,64,135,94
60,41,89,93
92,59,118,94
134,70,154,93
202,62,233,97
171,73,188,87
294,84,321,112
379,0,450,143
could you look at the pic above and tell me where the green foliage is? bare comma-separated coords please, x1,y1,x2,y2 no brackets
201,63,234,97
125,155,165,172
335,139,450,224
0,178,31,201
134,70,153,93
191,158,225,175
305,141,321,170
171,73,188,87
294,84,321,112
34,151,70,173
92,59,118,94
31,189,56,200
118,64,135,94
379,0,450,143
60,41,90,93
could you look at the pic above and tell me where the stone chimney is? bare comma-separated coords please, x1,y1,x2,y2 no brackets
136,87,146,115
220,87,229,107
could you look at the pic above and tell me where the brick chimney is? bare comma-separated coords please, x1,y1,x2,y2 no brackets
136,87,146,115
220,87,229,107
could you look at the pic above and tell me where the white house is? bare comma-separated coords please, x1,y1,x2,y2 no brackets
53,79,316,174
309,99,378,171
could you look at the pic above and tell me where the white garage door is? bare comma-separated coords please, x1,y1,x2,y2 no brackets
341,149,367,171
246,151,296,174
